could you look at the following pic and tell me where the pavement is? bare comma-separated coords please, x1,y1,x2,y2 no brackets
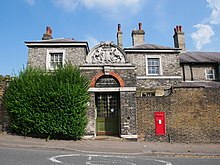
0,133,220,158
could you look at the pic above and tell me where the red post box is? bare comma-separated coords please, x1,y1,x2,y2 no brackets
155,112,166,135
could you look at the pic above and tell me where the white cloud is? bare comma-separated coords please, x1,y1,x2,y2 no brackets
52,0,80,12
25,0,35,6
191,0,219,50
207,0,220,25
82,0,141,12
52,0,144,17
191,24,214,50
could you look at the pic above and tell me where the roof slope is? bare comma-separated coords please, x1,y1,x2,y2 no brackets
180,52,220,63
124,43,178,50
25,38,88,44
25,38,90,53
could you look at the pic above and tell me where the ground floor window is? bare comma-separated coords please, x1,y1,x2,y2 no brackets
205,69,215,80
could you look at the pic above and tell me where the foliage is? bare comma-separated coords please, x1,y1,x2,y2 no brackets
0,75,11,83
3,64,90,140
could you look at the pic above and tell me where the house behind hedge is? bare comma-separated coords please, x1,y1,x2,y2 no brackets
20,24,220,143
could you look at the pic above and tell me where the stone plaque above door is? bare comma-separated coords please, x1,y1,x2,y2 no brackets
86,42,126,64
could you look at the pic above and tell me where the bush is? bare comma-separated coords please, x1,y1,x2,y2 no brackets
3,64,90,140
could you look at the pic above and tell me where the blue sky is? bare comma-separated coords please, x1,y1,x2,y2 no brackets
1,0,220,75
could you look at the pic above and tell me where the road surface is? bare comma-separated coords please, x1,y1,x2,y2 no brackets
0,146,219,165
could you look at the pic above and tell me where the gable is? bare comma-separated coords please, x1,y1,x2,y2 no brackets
86,42,126,64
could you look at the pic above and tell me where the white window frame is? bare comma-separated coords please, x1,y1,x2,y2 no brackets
205,69,215,80
46,49,65,70
145,55,162,75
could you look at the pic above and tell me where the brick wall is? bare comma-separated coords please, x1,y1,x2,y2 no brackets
137,87,220,143
0,77,10,132
120,91,137,135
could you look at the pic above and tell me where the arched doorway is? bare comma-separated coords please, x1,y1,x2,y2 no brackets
95,75,120,136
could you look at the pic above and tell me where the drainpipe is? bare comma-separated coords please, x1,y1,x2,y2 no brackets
190,63,194,81
217,63,220,81
182,64,185,81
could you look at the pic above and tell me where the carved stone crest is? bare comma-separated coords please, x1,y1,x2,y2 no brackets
86,42,126,64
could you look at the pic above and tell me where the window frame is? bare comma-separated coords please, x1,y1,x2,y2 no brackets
146,55,162,76
46,49,65,70
205,68,215,80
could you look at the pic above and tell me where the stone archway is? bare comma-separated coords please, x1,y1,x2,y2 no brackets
93,75,121,136
90,72,124,88
81,41,137,139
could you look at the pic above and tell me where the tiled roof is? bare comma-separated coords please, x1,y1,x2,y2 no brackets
125,43,178,50
180,52,220,63
25,38,89,53
175,81,220,88
25,38,87,44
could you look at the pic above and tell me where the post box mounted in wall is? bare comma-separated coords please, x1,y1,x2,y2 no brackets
155,112,166,135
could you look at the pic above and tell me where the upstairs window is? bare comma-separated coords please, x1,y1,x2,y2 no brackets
50,53,63,69
46,50,65,70
146,57,161,75
205,69,215,80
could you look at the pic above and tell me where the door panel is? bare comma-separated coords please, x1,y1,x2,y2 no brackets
96,92,120,135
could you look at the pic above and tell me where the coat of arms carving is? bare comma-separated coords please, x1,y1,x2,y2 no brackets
86,42,126,64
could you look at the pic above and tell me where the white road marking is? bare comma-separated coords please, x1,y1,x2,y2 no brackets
154,159,173,165
86,161,136,165
49,153,173,165
49,154,81,163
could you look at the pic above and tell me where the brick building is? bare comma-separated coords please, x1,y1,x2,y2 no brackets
22,23,220,142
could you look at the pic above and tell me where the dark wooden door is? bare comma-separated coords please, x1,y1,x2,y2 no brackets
96,92,120,135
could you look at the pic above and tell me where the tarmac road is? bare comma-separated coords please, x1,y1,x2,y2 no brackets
0,146,220,165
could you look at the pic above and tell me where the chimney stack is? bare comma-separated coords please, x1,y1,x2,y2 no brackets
117,24,123,48
173,25,186,52
42,26,53,40
131,22,145,46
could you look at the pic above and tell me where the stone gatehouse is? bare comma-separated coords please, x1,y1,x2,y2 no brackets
81,42,137,139
1,23,218,142
24,23,182,140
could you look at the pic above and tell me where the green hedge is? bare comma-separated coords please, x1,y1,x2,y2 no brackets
3,64,90,140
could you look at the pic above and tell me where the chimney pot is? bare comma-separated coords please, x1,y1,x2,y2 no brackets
46,26,50,35
179,25,182,32
42,26,53,40
117,24,123,48
49,28,52,36
176,26,179,32
139,22,142,30
118,24,121,32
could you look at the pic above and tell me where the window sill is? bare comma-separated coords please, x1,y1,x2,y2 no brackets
137,76,182,79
